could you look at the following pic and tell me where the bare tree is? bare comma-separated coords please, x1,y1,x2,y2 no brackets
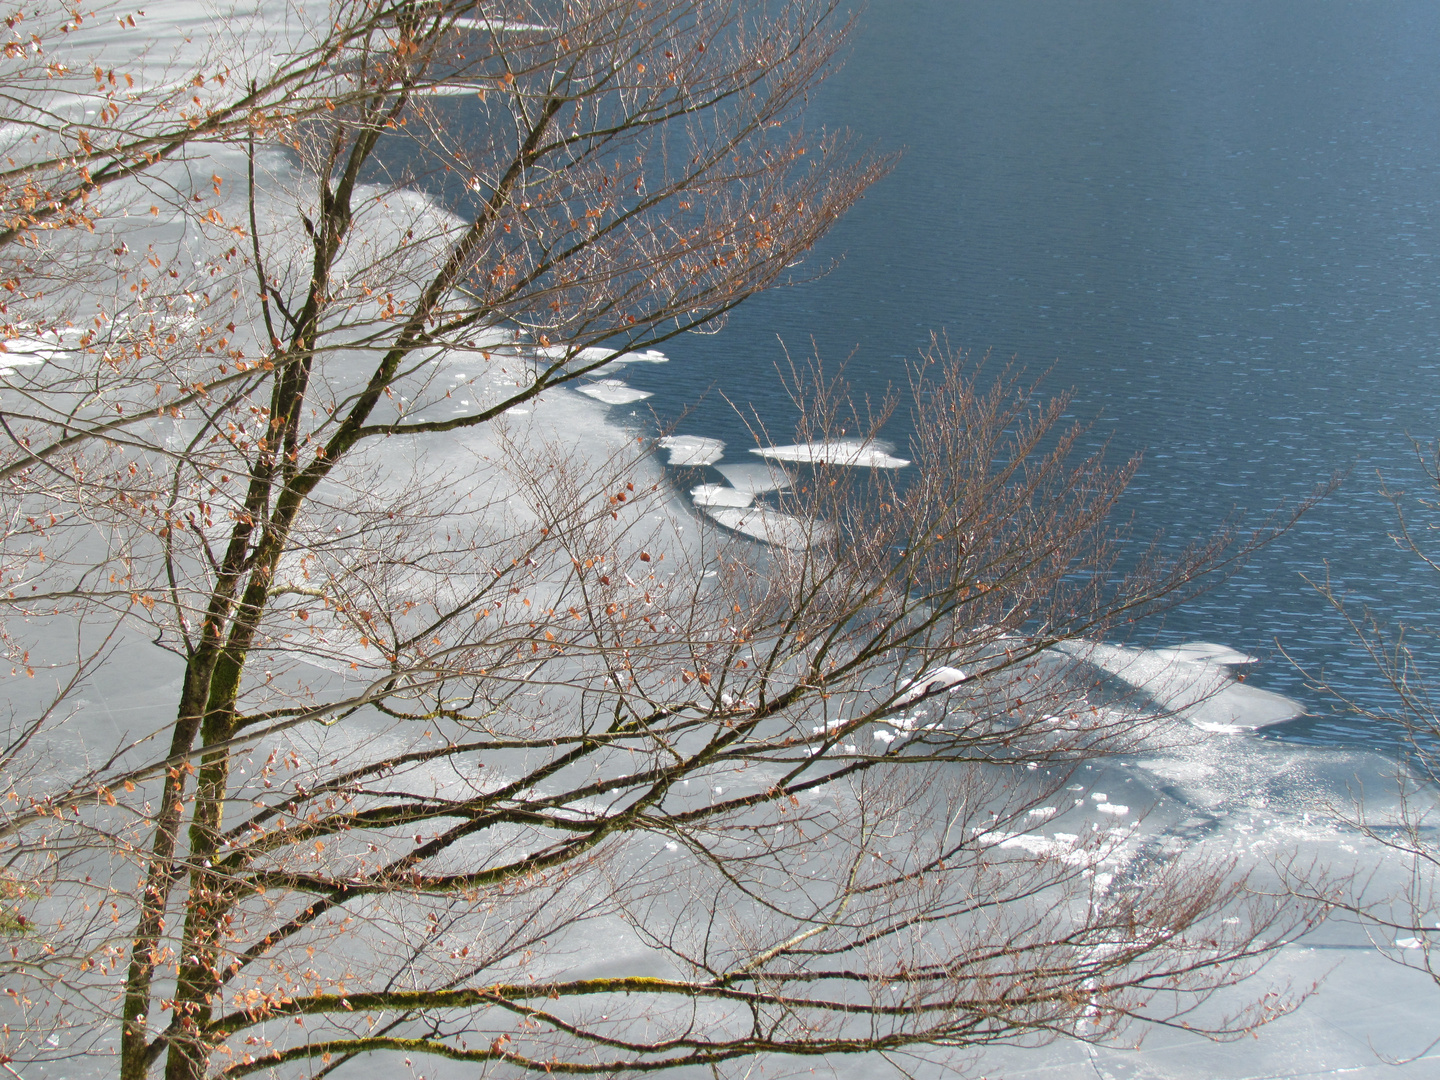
0,2,1327,1078
1288,440,1440,1003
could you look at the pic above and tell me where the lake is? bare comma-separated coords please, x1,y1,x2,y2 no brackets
610,0,1440,749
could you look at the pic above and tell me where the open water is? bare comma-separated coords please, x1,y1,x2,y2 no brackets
611,0,1440,749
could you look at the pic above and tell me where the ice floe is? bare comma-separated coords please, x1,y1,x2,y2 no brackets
536,345,669,367
576,379,652,405
714,461,792,493
606,348,669,365
703,505,831,548
750,440,910,468
449,17,554,32
657,435,725,467
893,666,967,706
690,484,754,508
409,82,491,96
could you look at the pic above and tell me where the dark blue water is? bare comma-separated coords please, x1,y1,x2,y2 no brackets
616,0,1440,747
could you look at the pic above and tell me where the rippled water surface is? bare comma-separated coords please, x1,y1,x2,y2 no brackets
609,0,1440,747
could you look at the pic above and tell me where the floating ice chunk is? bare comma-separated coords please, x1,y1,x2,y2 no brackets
410,82,490,96
714,462,792,494
893,666,967,706
751,440,910,469
607,348,669,365
690,484,753,508
703,506,831,549
1096,803,1129,815
873,730,897,744
1090,793,1108,802
1027,806,1058,819
664,841,679,852
1396,937,1425,950
657,435,724,467
534,345,669,367
577,379,652,405
449,17,554,31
